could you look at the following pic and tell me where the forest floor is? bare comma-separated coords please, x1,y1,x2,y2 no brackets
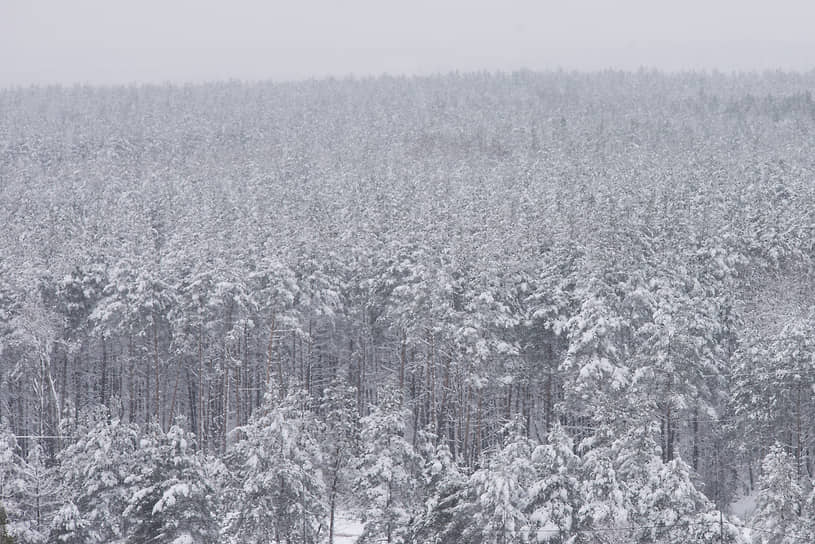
333,512,364,544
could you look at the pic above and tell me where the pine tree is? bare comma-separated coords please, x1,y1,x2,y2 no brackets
751,444,806,544
462,419,533,544
49,502,87,544
319,383,360,544
632,455,738,544
122,423,217,544
525,426,581,544
354,388,421,544
0,425,16,544
224,389,326,544
52,408,140,543
0,425,19,529
0,505,14,544
8,441,60,544
560,280,633,423
575,427,627,540
408,443,470,544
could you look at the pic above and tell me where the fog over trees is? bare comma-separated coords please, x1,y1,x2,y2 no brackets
1,70,815,542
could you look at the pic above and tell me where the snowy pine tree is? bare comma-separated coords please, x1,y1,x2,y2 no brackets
632,456,738,544
0,425,19,533
751,444,806,544
52,409,140,543
0,425,18,544
6,441,60,544
319,383,360,544
408,443,470,544
462,419,533,544
353,389,421,544
122,423,217,544
575,427,627,539
0,506,13,544
525,426,581,544
223,389,326,544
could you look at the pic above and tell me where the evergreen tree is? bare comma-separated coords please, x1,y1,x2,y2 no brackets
462,420,533,544
52,408,140,543
408,443,470,544
49,502,87,544
632,456,738,544
525,426,581,544
319,383,360,544
0,505,14,544
751,444,806,544
575,426,627,538
7,442,60,544
560,279,632,423
0,427,17,544
224,389,326,544
354,389,421,544
122,423,217,544
0,425,20,532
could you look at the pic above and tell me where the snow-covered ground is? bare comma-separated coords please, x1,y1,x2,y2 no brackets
333,513,364,544
729,489,758,521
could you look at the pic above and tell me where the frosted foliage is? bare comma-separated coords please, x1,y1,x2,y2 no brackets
53,414,140,543
153,483,190,514
577,445,627,534
354,391,421,544
751,444,808,544
1,70,815,544
3,442,60,544
525,428,580,544
0,426,27,541
464,429,533,544
223,390,326,544
409,443,470,544
561,291,631,419
121,424,217,544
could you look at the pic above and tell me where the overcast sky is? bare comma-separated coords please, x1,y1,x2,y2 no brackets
2,0,815,87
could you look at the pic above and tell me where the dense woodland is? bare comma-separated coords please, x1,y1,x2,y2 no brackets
1,70,815,543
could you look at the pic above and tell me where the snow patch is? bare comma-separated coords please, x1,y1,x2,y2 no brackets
153,482,190,514
536,521,559,542
729,489,758,520
171,533,194,544
334,512,364,544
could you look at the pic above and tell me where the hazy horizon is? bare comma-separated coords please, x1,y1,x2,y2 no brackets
2,0,815,88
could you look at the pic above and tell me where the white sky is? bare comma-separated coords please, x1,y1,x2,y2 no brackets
1,0,814,87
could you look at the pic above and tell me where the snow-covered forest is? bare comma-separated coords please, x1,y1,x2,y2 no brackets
1,70,814,543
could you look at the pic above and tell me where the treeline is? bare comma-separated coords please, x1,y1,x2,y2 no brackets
1,388,753,544
1,70,815,542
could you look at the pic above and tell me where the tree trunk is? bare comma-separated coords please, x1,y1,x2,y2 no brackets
128,334,135,423
506,383,513,422
169,365,181,426
145,351,150,424
797,382,802,478
100,336,108,406
199,327,205,448
153,318,160,426
223,367,230,454
463,384,471,465
692,407,699,471
266,316,276,386
476,387,483,461
328,453,342,544
60,353,68,419
438,355,450,443
399,331,406,393
664,401,674,462
74,353,81,422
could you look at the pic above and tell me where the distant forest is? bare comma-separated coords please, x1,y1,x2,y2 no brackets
1,70,815,543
